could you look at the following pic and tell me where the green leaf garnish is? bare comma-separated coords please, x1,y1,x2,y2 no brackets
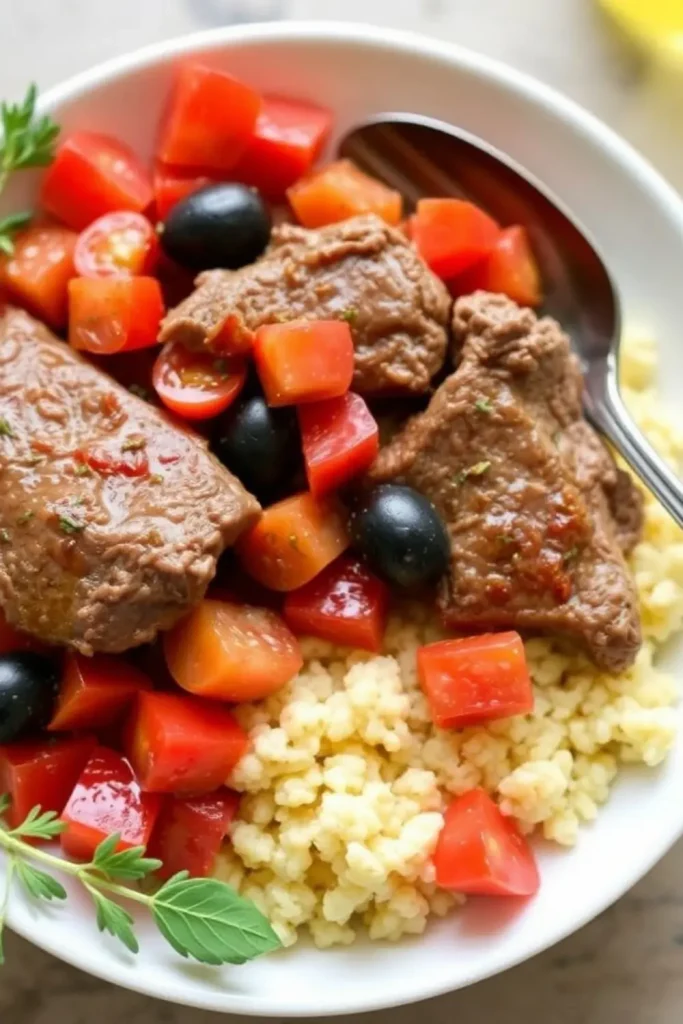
88,886,140,954
15,861,67,902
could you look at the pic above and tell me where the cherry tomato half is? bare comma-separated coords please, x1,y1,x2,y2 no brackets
153,340,246,421
74,211,160,279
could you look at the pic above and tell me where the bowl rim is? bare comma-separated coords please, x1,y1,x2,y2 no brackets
7,18,683,1016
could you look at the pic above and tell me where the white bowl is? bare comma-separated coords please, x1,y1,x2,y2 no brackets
3,20,683,1018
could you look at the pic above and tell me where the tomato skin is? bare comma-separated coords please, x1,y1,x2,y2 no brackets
41,131,153,232
237,491,349,592
254,320,354,407
158,63,261,171
153,340,246,421
153,163,217,220
126,691,249,795
412,199,500,279
434,789,540,897
231,96,333,200
284,554,388,652
298,392,379,496
0,223,77,328
48,653,153,733
60,747,161,860
148,789,240,879
76,443,150,479
287,159,402,228
417,632,533,729
0,735,96,831
449,226,542,308
68,276,164,355
164,599,302,702
74,211,160,279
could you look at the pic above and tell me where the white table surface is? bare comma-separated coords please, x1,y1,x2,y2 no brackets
1,2,683,1022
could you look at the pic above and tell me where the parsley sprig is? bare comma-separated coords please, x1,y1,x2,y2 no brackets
0,794,280,966
0,84,60,255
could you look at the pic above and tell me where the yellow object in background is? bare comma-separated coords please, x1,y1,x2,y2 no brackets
598,0,683,51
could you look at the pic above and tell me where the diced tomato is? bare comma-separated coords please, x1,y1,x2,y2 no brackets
449,225,542,307
298,392,379,496
164,599,302,703
254,320,354,407
287,159,402,228
74,211,159,279
0,735,96,830
231,96,332,200
153,163,217,220
412,199,500,279
434,789,540,897
41,131,153,232
284,554,388,652
237,491,349,591
0,608,47,655
0,223,76,328
68,276,164,355
126,691,249,795
148,789,240,879
152,340,246,421
60,747,161,860
48,653,153,733
76,442,149,479
417,631,533,729
158,63,261,171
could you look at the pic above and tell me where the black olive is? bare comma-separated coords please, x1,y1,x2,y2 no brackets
0,653,60,743
212,395,301,502
161,183,271,272
349,484,450,589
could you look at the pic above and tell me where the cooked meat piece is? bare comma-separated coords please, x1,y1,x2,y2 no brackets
368,292,643,672
0,308,260,654
159,214,451,396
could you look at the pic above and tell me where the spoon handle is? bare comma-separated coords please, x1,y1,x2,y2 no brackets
586,372,683,528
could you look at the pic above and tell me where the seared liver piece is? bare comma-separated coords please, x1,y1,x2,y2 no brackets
159,214,451,396
0,308,260,654
369,292,643,672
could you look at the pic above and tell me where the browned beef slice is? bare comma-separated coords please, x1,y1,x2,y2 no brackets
0,308,260,654
368,292,643,672
159,214,451,396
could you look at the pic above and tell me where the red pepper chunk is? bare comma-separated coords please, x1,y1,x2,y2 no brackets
60,747,161,860
158,63,261,171
254,320,354,406
417,631,533,729
41,131,153,232
412,199,500,279
69,277,164,355
0,735,96,831
0,223,77,329
298,392,379,496
153,163,218,220
148,789,240,879
434,789,540,897
450,225,542,308
126,691,249,795
284,555,388,652
48,653,153,733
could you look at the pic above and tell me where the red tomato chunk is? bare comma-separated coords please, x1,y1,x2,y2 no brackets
126,691,249,795
298,391,379,496
254,320,354,406
0,223,77,329
74,211,159,279
231,95,333,200
417,631,533,729
164,599,302,703
41,131,153,232
412,199,500,279
287,159,402,229
61,747,161,860
153,163,217,220
0,735,96,830
153,341,246,421
148,789,240,880
434,788,540,897
284,554,388,652
450,225,542,308
69,276,164,355
158,63,261,172
48,653,152,733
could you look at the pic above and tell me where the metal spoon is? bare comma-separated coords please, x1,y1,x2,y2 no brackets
340,114,683,527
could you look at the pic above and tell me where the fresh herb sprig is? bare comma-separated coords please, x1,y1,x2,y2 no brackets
0,795,281,966
0,84,60,255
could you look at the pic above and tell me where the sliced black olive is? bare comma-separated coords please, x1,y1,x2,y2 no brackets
0,653,60,743
349,484,450,589
212,394,301,503
161,183,271,272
